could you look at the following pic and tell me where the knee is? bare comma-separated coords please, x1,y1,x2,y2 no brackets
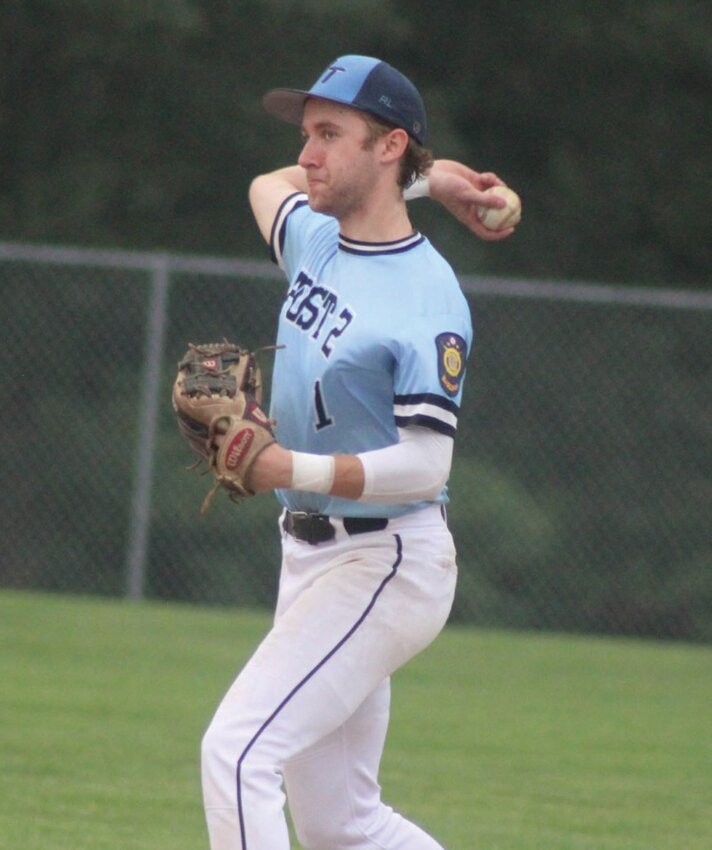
293,803,413,850
293,821,334,850
200,718,222,774
293,818,357,850
201,715,236,792
201,710,254,780
201,713,283,798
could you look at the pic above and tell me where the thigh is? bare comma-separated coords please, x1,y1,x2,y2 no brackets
210,525,456,764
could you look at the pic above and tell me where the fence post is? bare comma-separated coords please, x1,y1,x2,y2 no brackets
125,256,171,600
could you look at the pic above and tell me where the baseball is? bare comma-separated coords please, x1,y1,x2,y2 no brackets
476,185,522,231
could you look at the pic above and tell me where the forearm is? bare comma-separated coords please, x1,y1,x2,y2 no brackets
248,444,363,499
249,165,309,242
248,428,452,504
250,165,307,196
405,159,515,241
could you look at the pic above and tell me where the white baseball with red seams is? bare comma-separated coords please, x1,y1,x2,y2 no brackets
477,185,522,230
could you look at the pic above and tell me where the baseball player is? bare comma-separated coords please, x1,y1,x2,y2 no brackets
200,55,515,850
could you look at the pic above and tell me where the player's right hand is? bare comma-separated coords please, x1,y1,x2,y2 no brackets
428,160,515,241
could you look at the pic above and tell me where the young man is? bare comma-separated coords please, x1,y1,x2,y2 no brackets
200,55,515,850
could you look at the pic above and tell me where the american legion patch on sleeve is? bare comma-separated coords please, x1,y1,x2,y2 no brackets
435,332,467,397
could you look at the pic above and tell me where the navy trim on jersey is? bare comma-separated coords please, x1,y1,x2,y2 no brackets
339,231,425,256
393,392,459,438
270,192,309,266
234,534,404,849
395,413,456,437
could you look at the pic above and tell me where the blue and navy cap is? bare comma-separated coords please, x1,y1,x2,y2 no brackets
263,55,428,146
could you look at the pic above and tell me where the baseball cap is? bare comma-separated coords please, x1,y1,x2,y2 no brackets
262,54,428,146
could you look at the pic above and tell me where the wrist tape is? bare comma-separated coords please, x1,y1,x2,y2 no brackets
290,451,335,494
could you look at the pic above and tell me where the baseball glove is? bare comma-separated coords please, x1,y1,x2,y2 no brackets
172,341,276,513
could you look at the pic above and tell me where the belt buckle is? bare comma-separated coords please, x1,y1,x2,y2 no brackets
290,512,335,545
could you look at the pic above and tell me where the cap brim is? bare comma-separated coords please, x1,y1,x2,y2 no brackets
262,88,311,126
263,88,370,128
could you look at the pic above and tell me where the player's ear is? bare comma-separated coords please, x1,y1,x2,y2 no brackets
381,128,409,163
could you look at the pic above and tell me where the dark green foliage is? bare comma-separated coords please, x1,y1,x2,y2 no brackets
449,293,712,640
1,2,710,640
1,1,711,286
1,256,709,641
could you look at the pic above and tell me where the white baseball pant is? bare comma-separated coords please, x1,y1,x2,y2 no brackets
201,503,457,850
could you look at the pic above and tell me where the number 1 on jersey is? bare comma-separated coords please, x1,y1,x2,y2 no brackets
313,380,334,431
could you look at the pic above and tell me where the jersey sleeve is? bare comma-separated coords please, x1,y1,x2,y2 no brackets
269,192,336,279
391,315,472,438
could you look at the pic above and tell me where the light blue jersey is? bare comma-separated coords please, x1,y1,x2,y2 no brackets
269,193,473,518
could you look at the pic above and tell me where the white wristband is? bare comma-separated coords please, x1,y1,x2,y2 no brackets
403,174,431,201
290,451,335,494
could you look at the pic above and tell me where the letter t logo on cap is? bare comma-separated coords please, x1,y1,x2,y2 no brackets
321,65,346,84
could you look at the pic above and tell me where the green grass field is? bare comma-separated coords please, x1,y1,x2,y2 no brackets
1,590,710,850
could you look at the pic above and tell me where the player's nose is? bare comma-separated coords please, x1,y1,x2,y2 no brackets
298,137,320,169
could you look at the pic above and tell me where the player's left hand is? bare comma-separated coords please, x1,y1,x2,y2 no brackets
172,341,277,513
428,160,515,241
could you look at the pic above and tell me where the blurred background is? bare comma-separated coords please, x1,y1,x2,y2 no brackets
2,0,711,287
1,0,710,641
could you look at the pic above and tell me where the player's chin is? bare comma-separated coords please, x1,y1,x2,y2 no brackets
307,191,334,216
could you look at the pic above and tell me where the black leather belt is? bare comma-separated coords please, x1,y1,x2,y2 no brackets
283,511,388,545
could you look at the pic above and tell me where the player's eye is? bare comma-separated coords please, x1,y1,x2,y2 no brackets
299,126,338,146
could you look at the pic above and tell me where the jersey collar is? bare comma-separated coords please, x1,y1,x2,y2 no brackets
338,231,425,256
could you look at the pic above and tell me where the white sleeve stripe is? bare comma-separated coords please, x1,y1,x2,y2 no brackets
270,193,308,270
393,400,458,430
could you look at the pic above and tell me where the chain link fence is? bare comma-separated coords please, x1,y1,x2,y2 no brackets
1,240,710,641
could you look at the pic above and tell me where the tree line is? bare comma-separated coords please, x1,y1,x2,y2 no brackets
1,0,710,288
0,0,712,288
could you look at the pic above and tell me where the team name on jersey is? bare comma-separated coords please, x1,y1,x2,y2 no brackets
284,270,354,358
